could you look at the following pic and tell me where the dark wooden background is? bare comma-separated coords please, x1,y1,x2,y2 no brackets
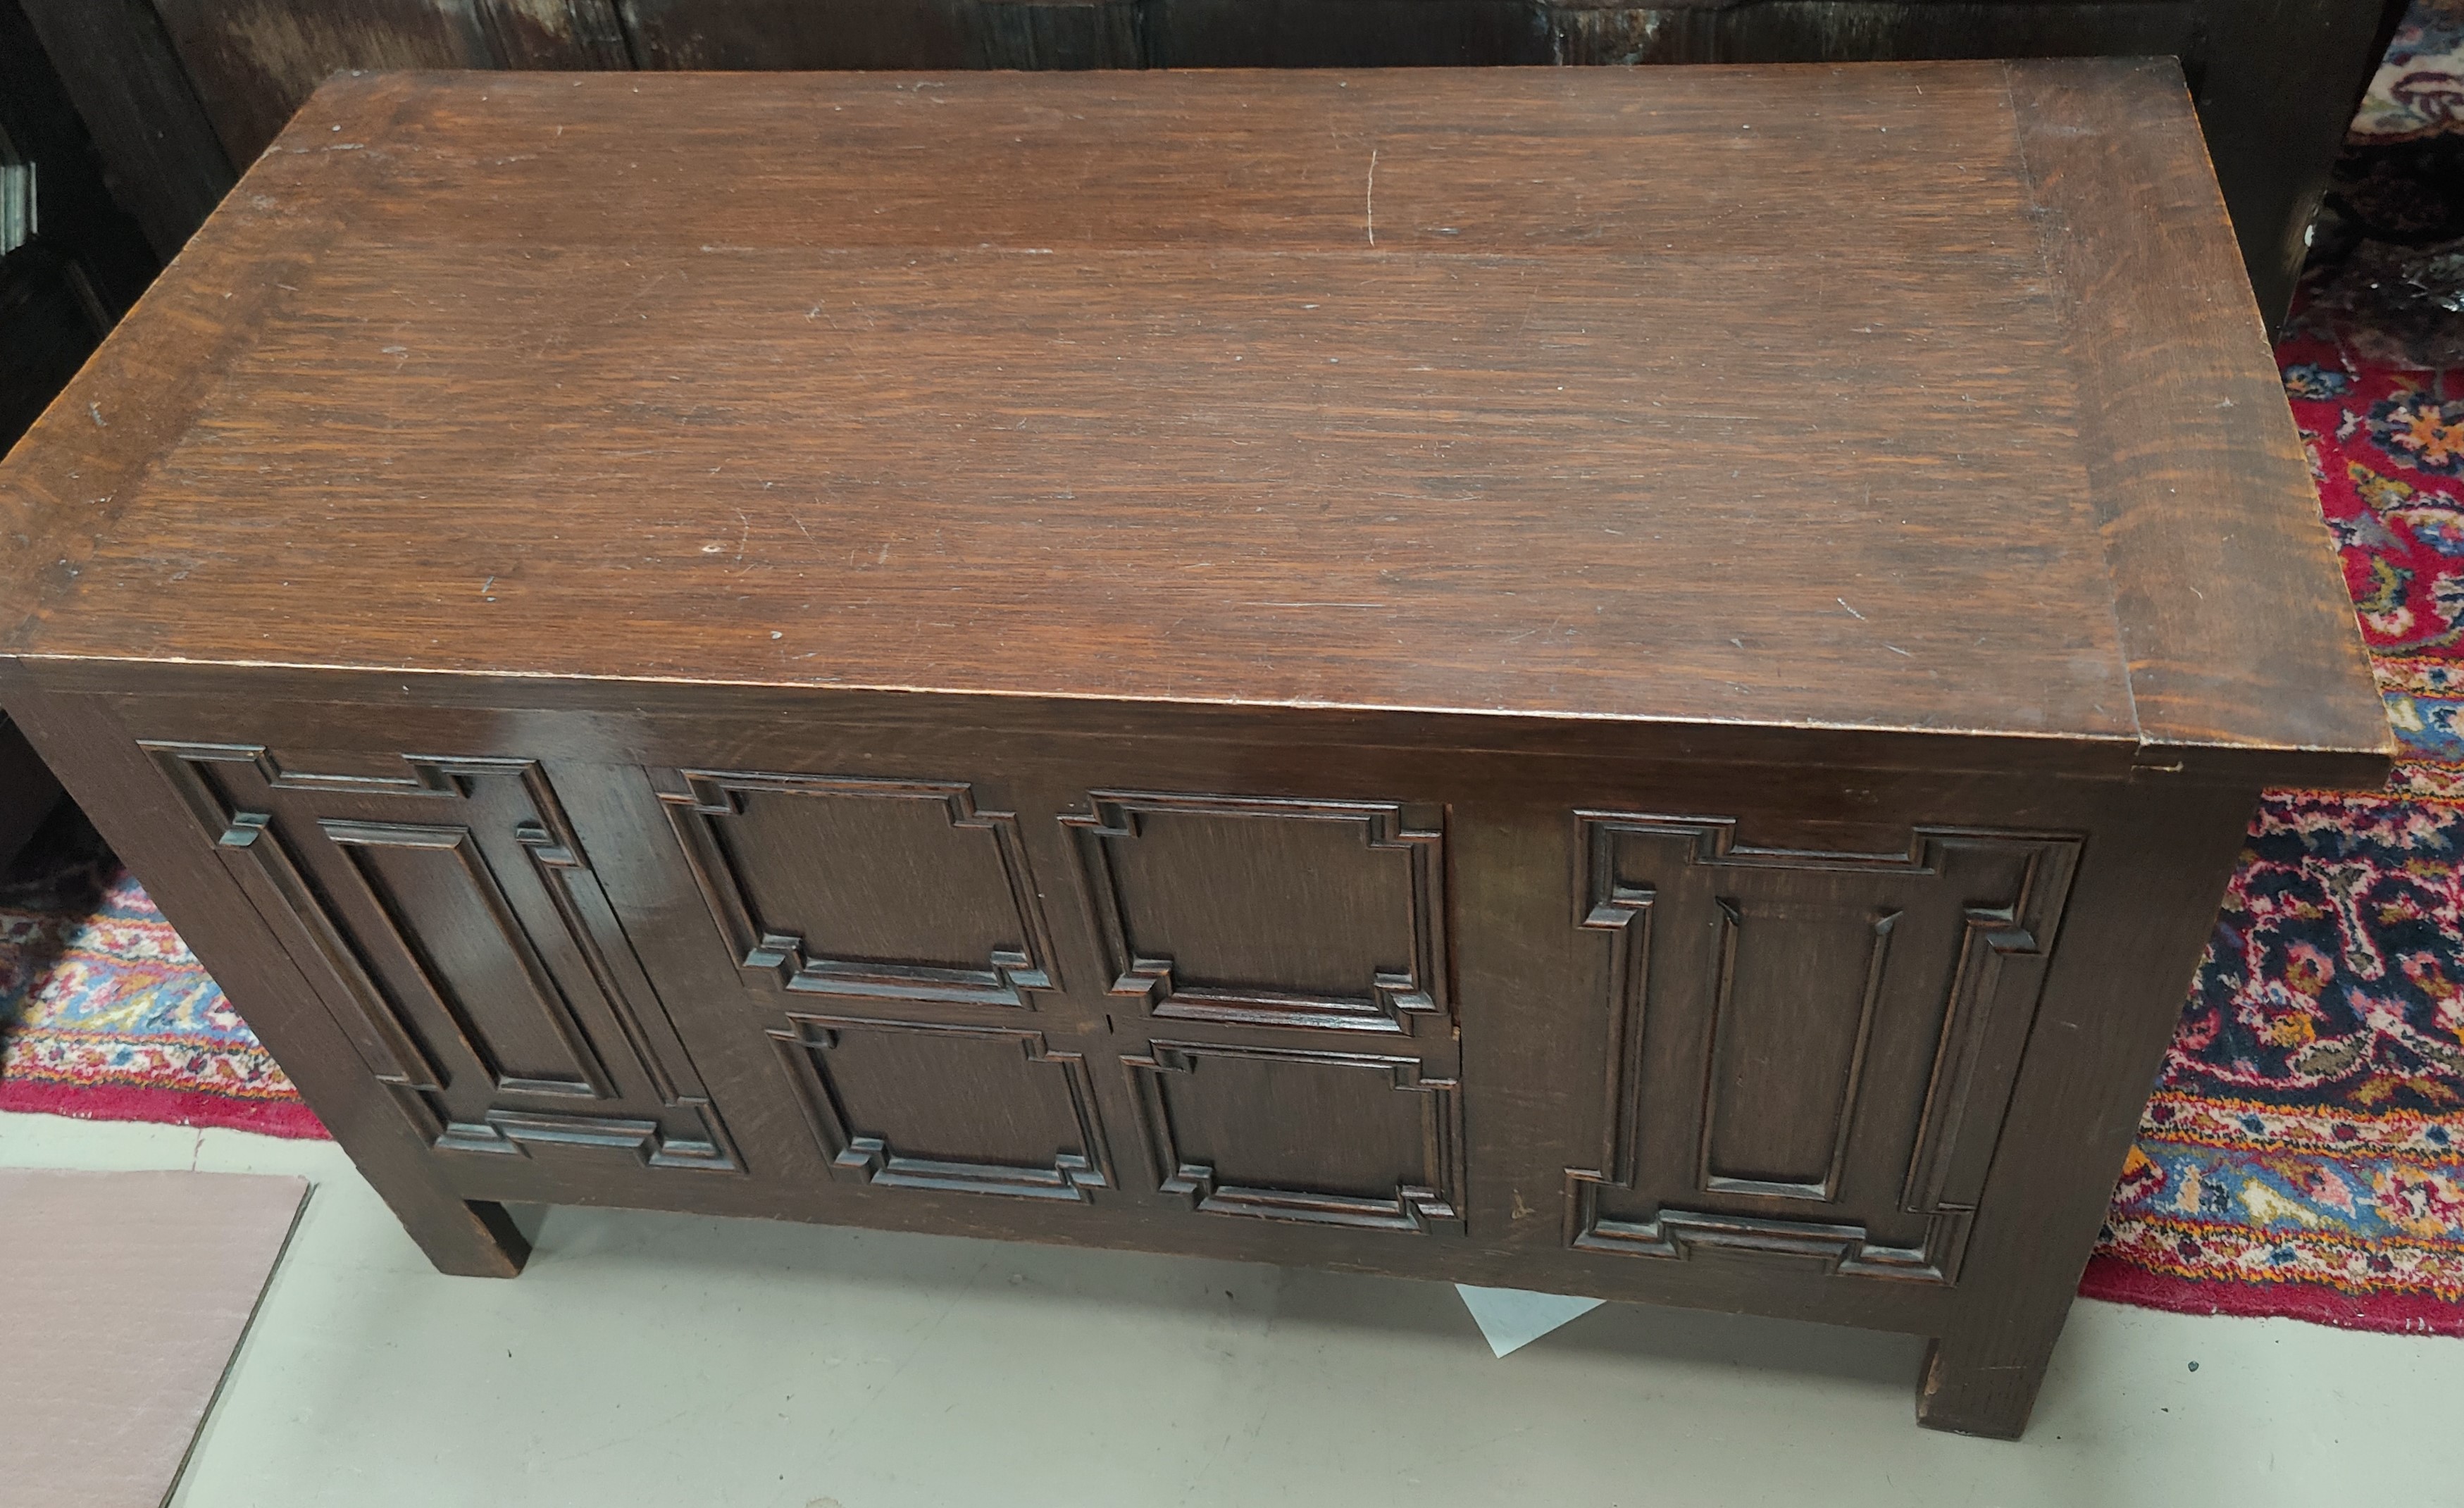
0,0,2411,465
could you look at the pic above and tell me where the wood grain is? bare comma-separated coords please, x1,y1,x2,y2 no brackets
0,66,2384,763
17,2,2394,327
2012,58,2384,759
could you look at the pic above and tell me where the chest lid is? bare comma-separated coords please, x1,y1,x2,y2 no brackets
0,63,2387,767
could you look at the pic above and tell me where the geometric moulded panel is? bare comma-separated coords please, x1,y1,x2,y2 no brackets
657,768,1059,1008
142,742,737,1172
1122,1040,1464,1233
1563,813,2080,1285
318,817,602,1098
769,1014,1112,1202
1065,791,1449,1034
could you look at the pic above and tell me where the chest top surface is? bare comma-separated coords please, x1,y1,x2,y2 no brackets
0,62,2387,760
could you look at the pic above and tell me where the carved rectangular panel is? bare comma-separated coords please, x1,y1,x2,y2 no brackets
146,742,737,1173
1122,1041,1462,1233
769,1015,1111,1202
1064,792,1448,1034
1702,895,1896,1200
657,769,1058,1008
1564,814,2079,1285
318,818,604,1097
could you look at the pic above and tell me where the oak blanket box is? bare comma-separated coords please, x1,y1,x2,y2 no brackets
0,63,2388,1438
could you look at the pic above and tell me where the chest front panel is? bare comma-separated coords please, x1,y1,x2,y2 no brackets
121,705,2086,1302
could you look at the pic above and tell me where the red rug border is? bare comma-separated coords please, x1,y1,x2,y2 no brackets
2078,1254,2464,1337
0,1080,329,1140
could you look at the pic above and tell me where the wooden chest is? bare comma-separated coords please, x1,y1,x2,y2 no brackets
0,63,2387,1438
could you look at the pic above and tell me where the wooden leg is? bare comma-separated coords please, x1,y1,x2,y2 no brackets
397,1193,532,1279
1914,1321,2062,1439
1905,780,2262,1440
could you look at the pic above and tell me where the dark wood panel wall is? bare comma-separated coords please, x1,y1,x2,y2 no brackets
9,0,2408,329
0,0,157,449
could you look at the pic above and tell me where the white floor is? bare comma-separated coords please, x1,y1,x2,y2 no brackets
2,1111,2452,1507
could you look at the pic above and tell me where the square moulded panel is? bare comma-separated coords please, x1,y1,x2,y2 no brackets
1067,792,1448,1034
659,769,1059,1008
771,1015,1113,1202
1124,1040,1463,1234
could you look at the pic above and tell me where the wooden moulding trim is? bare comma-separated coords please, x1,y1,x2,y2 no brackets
2005,57,2391,772
30,648,2408,788
4,654,2177,780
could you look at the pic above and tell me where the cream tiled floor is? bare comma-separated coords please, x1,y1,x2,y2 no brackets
1,1109,2451,1507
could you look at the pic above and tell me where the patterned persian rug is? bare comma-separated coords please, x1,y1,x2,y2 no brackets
0,811,323,1138
2351,0,2464,149
2080,794,2464,1333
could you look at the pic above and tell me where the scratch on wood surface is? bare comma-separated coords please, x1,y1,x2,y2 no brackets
1365,147,1379,246
606,272,668,325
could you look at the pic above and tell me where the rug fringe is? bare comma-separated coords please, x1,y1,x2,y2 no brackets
2079,1254,2464,1337
0,1081,329,1140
